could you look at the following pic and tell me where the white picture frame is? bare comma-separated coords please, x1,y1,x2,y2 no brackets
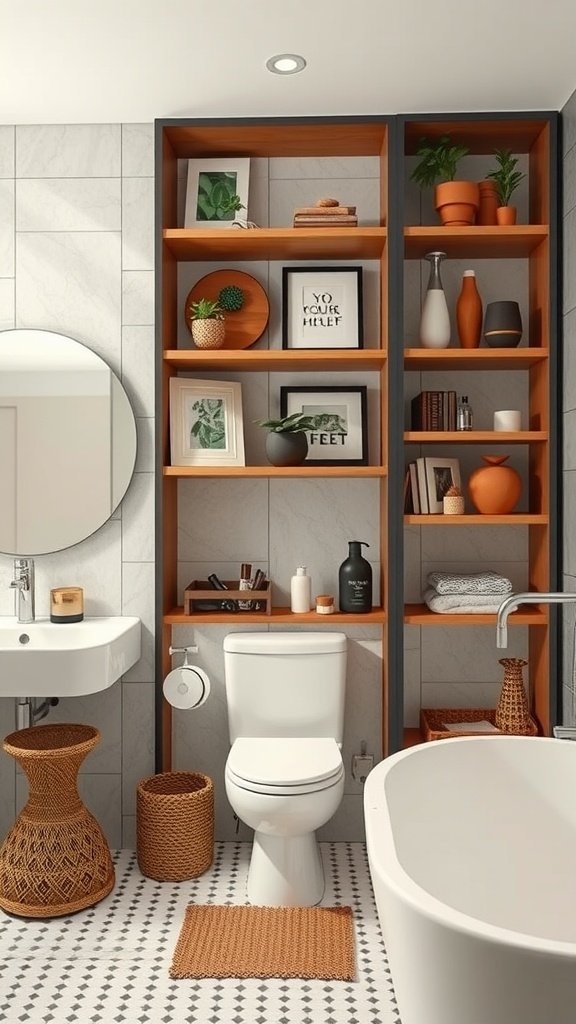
184,158,250,228
424,457,461,514
169,378,245,467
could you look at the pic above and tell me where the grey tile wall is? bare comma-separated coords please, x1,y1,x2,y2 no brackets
0,123,155,848
563,86,576,723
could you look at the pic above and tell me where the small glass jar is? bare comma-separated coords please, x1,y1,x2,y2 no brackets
316,594,335,615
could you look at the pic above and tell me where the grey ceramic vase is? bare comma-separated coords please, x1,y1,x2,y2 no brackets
265,430,308,467
483,301,523,348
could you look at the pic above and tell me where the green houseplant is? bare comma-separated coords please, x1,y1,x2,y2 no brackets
256,411,347,467
188,298,226,350
411,135,478,226
486,148,526,225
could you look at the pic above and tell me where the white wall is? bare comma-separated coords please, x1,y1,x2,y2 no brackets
0,123,155,848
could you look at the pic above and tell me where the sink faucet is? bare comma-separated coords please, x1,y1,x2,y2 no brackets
10,558,35,623
496,591,576,649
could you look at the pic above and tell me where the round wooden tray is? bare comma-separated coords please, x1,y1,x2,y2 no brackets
184,270,269,350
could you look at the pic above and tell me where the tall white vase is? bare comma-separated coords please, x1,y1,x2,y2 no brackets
419,251,450,348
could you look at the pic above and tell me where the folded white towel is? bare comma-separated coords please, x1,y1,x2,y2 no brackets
424,588,506,614
427,571,513,596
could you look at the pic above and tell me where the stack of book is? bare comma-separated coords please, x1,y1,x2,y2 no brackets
293,205,357,228
411,390,457,431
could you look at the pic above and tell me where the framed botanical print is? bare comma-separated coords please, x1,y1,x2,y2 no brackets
280,385,368,466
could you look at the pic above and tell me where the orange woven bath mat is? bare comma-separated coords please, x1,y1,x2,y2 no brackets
170,904,355,980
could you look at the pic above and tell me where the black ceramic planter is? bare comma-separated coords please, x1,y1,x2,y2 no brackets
265,430,308,467
483,300,523,348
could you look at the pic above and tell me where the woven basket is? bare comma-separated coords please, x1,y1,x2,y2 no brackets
421,707,538,741
136,771,214,881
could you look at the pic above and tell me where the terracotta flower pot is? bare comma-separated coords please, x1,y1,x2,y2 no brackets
496,206,517,226
434,181,479,226
468,455,522,514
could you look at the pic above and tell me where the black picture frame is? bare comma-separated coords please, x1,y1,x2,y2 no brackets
280,385,368,466
282,266,363,350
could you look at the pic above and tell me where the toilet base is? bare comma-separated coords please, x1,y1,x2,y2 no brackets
247,831,324,907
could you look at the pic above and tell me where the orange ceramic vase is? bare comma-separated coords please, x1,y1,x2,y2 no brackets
468,455,522,514
477,180,499,225
456,270,483,348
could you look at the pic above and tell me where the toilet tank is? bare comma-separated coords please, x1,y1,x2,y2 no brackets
224,632,347,743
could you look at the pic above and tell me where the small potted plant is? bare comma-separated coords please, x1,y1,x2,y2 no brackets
188,298,225,349
486,148,526,225
256,411,346,467
411,135,479,226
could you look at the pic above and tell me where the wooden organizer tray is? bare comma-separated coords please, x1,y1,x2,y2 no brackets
183,580,271,616
421,707,539,741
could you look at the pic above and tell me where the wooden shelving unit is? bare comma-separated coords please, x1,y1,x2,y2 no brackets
156,116,392,769
399,113,558,745
156,112,558,770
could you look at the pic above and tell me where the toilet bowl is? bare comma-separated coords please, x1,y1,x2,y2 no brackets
225,736,344,906
223,631,348,907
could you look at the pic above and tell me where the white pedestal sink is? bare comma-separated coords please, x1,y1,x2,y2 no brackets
0,616,141,696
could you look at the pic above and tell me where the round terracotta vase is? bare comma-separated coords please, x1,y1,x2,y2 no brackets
468,455,522,514
434,181,479,226
265,430,308,467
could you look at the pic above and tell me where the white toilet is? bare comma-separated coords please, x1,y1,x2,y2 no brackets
224,631,347,907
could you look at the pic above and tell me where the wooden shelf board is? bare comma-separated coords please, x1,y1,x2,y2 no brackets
164,465,387,478
403,727,424,747
164,227,387,261
404,225,548,259
404,603,548,625
164,349,387,371
164,121,389,159
405,513,547,525
164,606,387,625
404,348,548,369
404,119,549,154
405,431,547,444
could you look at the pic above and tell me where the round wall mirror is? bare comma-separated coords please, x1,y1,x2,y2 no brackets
0,329,137,555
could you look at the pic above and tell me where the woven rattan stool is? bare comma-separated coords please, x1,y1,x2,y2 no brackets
0,723,115,917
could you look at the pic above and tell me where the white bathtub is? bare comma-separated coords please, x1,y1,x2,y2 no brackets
364,736,576,1024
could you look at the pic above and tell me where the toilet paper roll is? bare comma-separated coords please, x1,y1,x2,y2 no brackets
163,665,211,710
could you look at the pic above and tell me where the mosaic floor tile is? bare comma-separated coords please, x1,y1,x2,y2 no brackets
0,843,400,1023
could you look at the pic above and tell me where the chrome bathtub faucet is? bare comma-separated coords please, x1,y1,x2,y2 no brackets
496,591,576,650
10,558,35,623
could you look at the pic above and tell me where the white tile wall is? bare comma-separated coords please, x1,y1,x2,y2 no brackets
0,121,155,847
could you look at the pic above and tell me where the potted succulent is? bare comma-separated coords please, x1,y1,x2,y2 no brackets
188,298,225,349
256,411,347,467
411,135,479,226
486,148,526,225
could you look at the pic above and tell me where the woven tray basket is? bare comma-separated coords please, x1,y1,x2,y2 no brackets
136,771,214,881
421,707,539,741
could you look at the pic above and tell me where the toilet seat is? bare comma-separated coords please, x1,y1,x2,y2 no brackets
226,737,344,796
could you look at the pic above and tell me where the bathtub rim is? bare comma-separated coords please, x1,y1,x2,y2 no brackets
364,735,576,959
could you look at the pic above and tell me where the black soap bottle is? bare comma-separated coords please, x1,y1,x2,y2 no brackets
338,541,372,613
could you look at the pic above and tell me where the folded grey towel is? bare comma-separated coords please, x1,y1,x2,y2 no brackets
423,588,506,614
427,571,513,596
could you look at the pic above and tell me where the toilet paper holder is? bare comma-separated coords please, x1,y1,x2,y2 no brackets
164,644,210,710
169,644,199,660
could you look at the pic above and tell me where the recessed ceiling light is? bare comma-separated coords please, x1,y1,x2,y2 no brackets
266,53,307,75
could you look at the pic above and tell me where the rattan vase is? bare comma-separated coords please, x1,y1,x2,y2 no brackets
495,657,532,733
0,723,115,918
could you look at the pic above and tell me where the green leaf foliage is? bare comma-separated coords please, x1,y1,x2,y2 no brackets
486,148,526,206
411,135,470,187
189,297,224,320
255,411,347,434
